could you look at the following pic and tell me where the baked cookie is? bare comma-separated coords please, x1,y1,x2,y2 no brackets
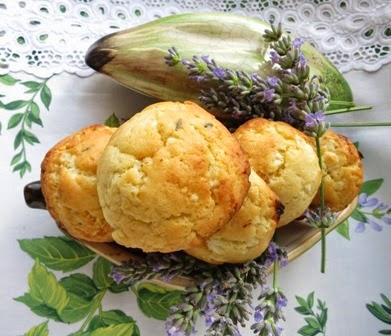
235,118,321,226
311,129,363,211
41,125,116,242
97,101,250,252
186,170,282,264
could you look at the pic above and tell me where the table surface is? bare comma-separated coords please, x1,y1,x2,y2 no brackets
0,62,390,335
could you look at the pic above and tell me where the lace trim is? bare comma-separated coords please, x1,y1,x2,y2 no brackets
0,0,390,77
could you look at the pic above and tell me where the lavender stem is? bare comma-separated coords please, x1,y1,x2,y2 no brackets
315,136,327,273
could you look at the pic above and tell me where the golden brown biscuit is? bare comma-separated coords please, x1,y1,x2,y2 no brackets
185,170,282,264
97,101,250,252
235,118,321,226
311,129,363,211
41,125,116,242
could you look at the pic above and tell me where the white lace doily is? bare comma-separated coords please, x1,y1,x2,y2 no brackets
1,0,391,78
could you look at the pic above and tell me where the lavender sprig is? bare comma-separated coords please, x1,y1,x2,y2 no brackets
251,242,288,336
165,25,330,134
112,244,287,336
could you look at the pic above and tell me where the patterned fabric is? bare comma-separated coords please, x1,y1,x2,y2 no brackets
0,0,391,77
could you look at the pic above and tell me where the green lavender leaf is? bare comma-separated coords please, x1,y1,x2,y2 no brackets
28,260,69,314
305,317,321,329
104,113,121,127
23,129,40,144
93,257,114,289
14,130,24,149
28,101,43,126
361,179,384,196
307,292,315,309
298,325,320,336
296,292,327,336
22,81,41,92
10,151,23,165
18,236,96,272
295,306,312,315
24,321,49,336
134,282,183,320
4,100,28,110
13,161,32,177
59,273,98,300
379,330,391,335
336,220,350,240
7,113,24,129
381,294,391,309
296,295,310,311
367,302,391,324
40,83,52,109
319,308,328,327
15,293,62,321
0,73,19,85
351,209,367,222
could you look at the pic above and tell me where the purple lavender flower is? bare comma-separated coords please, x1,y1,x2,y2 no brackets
292,37,304,49
212,67,226,80
298,53,307,67
205,312,216,327
355,222,366,233
376,202,389,211
201,55,211,63
263,88,275,102
268,242,278,262
254,308,263,322
358,193,379,208
110,269,126,284
181,59,192,67
304,111,325,128
267,76,279,87
189,75,206,82
304,111,328,136
270,50,280,64
276,293,288,309
369,219,383,232
279,256,288,268
166,325,183,336
383,217,391,225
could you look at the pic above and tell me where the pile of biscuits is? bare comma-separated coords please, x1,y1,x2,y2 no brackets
41,101,363,264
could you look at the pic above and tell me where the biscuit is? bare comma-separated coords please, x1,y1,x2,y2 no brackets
311,129,363,211
185,170,281,264
41,125,116,242
235,118,321,226
97,101,250,252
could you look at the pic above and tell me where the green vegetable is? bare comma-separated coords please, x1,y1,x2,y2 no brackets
86,13,353,112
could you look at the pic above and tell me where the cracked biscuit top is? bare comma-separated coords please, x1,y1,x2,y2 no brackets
235,118,321,226
96,101,250,252
311,129,363,211
41,125,116,242
186,170,281,264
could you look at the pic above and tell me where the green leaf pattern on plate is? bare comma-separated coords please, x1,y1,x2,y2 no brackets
295,292,328,336
15,236,139,335
18,237,96,272
28,260,69,314
367,294,391,334
24,321,49,336
133,282,183,320
93,257,114,290
0,75,52,177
